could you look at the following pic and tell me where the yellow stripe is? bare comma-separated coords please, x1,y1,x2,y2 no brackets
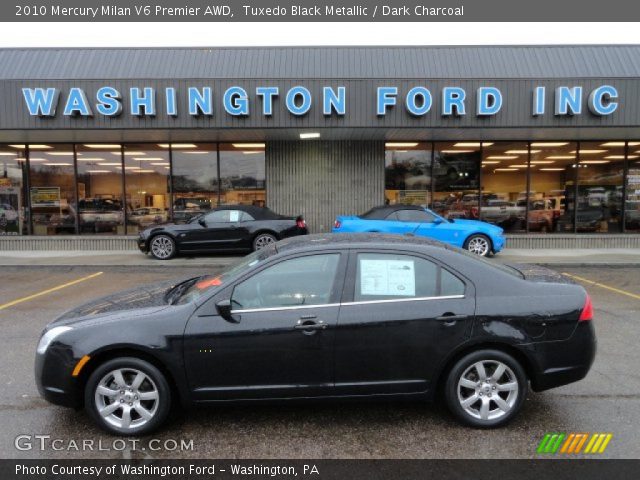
574,434,589,454
0,272,103,311
71,355,91,377
584,434,599,453
590,434,606,454
598,434,613,453
562,273,640,301
561,434,575,453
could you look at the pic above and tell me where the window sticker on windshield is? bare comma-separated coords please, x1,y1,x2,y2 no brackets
229,210,240,222
360,259,416,296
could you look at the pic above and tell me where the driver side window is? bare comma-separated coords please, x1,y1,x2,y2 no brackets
231,254,341,310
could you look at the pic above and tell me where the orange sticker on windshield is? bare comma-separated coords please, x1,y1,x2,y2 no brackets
196,277,222,289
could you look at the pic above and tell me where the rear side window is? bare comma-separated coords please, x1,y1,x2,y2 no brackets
395,209,435,222
354,253,465,301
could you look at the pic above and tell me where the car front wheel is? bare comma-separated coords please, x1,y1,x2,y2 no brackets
149,234,176,260
85,357,171,436
464,234,492,256
444,349,527,428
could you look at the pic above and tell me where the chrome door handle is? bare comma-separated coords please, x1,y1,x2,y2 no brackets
295,320,327,331
435,313,468,321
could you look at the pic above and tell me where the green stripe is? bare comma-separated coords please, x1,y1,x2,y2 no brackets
545,434,559,453
537,433,552,454
551,433,566,453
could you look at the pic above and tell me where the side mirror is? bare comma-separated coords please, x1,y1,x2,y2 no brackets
198,218,207,227
433,217,444,225
216,299,239,323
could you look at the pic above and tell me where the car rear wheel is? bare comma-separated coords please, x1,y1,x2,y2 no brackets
444,350,527,428
253,233,276,251
85,357,171,436
464,234,491,256
150,234,176,260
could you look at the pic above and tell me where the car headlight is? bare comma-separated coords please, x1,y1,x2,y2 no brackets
37,326,72,355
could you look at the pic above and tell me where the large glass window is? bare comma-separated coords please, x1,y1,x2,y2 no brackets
626,142,640,232
529,142,578,233
384,142,432,206
433,142,481,220
479,142,528,232
219,143,265,207
171,143,217,223
577,142,625,233
0,145,27,235
76,144,125,234
28,144,76,235
124,144,170,233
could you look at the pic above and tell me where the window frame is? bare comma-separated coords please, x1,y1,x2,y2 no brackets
228,250,348,313
341,249,467,305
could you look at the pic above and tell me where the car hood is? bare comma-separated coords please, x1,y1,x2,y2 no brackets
449,219,503,232
52,278,191,326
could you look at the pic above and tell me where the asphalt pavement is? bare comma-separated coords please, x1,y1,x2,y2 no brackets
0,264,638,459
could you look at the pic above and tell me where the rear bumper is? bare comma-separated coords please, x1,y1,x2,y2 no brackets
529,321,597,392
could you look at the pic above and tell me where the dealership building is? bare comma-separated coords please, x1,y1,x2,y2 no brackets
1,45,640,249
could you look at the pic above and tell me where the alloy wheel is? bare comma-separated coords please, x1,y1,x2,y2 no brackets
457,360,519,421
150,236,174,259
254,234,276,250
467,236,490,256
94,368,159,431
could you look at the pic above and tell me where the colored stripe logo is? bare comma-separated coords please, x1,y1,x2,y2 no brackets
537,433,612,454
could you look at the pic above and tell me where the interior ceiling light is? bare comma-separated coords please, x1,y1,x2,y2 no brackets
485,156,518,160
546,155,575,160
540,168,566,171
158,143,198,148
441,150,474,154
580,160,610,164
572,149,606,154
530,160,555,164
47,152,76,156
231,143,265,148
385,142,418,148
453,142,490,147
83,144,121,149
601,142,640,147
481,161,500,164
494,168,519,171
530,142,569,147
505,150,540,154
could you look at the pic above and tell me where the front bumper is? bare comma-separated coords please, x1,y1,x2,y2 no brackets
137,236,149,253
492,234,506,253
529,321,597,392
35,346,83,409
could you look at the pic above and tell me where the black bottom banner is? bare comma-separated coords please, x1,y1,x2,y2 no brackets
1,459,639,480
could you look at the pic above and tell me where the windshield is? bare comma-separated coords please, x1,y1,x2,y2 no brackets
172,247,276,304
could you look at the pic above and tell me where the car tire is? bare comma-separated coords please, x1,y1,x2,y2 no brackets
85,357,171,436
149,234,177,260
0,215,6,227
463,234,492,256
444,349,527,429
252,232,276,251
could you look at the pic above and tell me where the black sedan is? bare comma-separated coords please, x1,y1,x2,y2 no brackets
137,205,307,259
36,234,596,435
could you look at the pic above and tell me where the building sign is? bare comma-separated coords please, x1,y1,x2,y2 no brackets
30,187,60,207
20,84,619,120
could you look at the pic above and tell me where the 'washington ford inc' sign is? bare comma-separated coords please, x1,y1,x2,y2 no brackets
20,84,619,119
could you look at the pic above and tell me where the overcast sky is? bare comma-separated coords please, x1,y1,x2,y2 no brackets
0,23,638,47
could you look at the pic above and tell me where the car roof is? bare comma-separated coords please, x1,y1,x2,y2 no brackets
213,205,279,219
360,204,426,219
274,232,456,254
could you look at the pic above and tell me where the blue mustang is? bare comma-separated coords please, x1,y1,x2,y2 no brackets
332,205,505,256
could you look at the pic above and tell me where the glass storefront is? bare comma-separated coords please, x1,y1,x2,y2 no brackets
385,140,640,234
219,143,266,207
4,140,640,236
0,145,27,235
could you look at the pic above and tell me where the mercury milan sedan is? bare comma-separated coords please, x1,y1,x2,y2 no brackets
36,234,595,435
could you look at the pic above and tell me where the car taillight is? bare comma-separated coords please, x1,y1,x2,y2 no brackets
334,219,341,229
579,294,593,322
296,218,306,229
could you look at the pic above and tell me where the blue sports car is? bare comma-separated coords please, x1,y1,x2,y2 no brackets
332,205,505,256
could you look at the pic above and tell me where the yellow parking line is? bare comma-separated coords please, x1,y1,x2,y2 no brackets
0,272,103,311
562,272,640,301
